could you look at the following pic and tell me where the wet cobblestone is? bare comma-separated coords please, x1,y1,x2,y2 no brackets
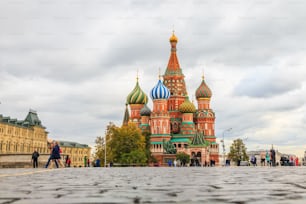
1,167,306,203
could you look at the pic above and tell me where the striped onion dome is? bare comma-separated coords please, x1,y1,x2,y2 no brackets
179,96,196,113
126,81,148,104
195,76,212,99
150,79,170,100
140,104,151,116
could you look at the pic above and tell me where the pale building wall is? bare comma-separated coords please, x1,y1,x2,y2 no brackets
60,145,91,167
0,122,48,155
0,112,91,168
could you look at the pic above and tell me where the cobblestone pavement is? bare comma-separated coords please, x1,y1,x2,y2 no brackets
0,167,306,204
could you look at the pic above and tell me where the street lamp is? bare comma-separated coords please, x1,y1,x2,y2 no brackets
104,136,107,167
221,128,232,166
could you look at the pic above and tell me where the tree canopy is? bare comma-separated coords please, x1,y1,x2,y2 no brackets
176,152,190,166
227,139,249,163
94,122,147,166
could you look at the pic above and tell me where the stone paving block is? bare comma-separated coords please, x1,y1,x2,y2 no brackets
1,167,306,203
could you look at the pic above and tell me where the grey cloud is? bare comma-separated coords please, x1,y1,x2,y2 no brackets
233,67,304,98
1,0,306,155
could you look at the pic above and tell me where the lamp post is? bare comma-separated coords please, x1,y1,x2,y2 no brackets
222,128,232,166
104,136,107,167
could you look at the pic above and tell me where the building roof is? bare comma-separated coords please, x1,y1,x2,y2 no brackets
58,140,89,148
140,104,151,116
0,110,46,129
163,32,187,97
195,75,212,99
126,80,148,105
24,110,43,127
179,96,196,113
191,132,206,146
122,104,130,126
170,138,189,143
150,79,170,100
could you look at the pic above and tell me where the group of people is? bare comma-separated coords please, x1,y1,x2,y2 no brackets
31,141,72,168
259,149,276,166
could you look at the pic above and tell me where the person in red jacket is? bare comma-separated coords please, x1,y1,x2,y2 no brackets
295,157,299,166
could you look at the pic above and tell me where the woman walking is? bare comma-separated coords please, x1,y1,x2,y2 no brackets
266,150,271,166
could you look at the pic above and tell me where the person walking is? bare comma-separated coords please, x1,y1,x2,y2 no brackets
250,155,256,166
65,155,71,167
295,157,299,166
173,159,177,167
52,141,62,168
260,151,266,166
54,141,64,167
270,148,276,167
266,150,271,166
32,150,40,168
84,156,87,167
45,142,55,168
87,158,90,167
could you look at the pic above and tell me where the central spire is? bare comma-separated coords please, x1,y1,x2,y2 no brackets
164,32,187,97
166,31,181,72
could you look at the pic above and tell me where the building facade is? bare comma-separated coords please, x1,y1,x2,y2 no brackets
59,141,91,167
0,110,49,155
0,110,91,167
124,33,219,166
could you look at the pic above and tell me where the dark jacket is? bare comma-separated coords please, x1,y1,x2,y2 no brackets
32,151,40,159
51,144,61,159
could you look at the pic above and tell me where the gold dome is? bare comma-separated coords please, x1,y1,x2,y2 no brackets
169,32,178,43
179,96,196,113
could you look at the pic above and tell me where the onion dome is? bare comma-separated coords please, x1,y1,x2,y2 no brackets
195,75,212,99
169,32,178,43
140,104,151,116
179,96,196,113
126,80,148,104
150,79,170,100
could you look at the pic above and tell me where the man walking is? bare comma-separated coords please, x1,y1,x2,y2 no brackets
32,150,40,168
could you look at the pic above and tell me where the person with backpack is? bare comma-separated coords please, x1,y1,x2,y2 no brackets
32,150,40,168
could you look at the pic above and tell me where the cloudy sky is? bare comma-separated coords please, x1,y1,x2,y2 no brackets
0,0,305,156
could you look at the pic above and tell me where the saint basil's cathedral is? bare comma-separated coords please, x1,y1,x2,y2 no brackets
123,32,219,166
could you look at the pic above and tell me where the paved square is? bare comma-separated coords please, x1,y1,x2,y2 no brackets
0,167,306,203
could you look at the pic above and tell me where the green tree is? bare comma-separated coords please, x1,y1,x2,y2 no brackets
120,149,147,165
228,139,249,163
143,131,154,163
176,152,190,166
94,135,104,161
93,122,117,167
109,123,145,163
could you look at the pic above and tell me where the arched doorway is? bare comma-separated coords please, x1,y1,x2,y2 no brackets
190,151,201,166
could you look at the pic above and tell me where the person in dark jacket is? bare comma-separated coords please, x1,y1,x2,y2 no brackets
45,141,59,168
51,141,61,168
32,150,40,168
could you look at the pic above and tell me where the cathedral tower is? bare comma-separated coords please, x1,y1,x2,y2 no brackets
195,74,216,142
163,32,188,134
150,77,171,153
126,78,148,127
140,105,151,132
179,96,196,136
